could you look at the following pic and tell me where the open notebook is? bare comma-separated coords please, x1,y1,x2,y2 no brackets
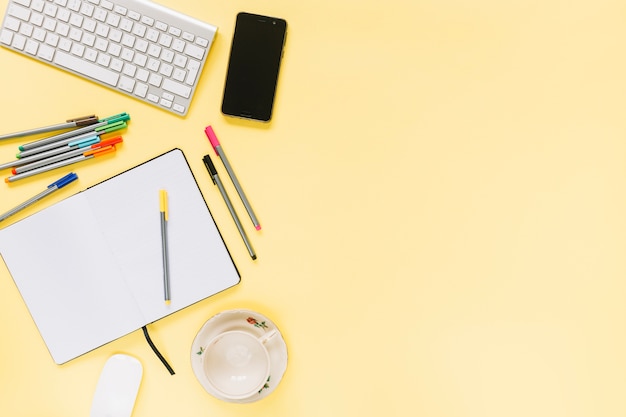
0,149,240,364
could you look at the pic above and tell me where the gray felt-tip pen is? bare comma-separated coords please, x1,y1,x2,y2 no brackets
0,172,78,223
203,154,256,260
204,126,261,231
0,115,98,141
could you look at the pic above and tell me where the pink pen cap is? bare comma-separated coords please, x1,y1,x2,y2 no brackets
204,126,221,155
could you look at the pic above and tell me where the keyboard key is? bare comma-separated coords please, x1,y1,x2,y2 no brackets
80,2,94,16
44,3,58,17
185,59,200,85
84,47,97,61
56,22,69,36
148,73,162,87
118,75,134,92
19,22,33,36
107,42,120,56
131,23,145,37
158,33,172,48
43,17,56,31
45,32,59,46
55,49,119,85
184,42,204,60
67,0,80,12
120,47,133,61
57,8,70,22
96,52,110,66
119,17,132,32
100,0,113,11
70,42,85,56
24,38,38,54
69,26,81,41
37,43,54,60
12,33,26,50
159,97,172,108
159,63,172,77
29,12,43,26
93,8,107,22
172,68,185,82
0,29,13,45
182,31,193,42
145,27,158,42
58,37,71,51
105,12,119,27
162,79,191,98
122,63,136,76
31,0,44,13
136,67,148,82
173,53,186,67
4,16,21,31
8,4,31,21
110,57,123,71
94,22,108,36
94,37,107,51
133,53,146,66
32,27,44,41
83,32,95,46
83,18,96,32
108,27,121,42
69,13,83,27
134,82,148,97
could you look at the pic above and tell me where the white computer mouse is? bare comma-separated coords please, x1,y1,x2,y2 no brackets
90,354,143,417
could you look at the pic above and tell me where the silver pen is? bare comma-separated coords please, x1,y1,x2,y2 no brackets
203,154,256,260
0,173,78,224
0,115,98,141
204,126,261,231
159,190,171,304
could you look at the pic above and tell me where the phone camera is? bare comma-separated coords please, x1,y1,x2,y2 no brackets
272,21,276,25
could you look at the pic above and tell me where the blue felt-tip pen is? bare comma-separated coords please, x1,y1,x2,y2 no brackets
0,172,78,223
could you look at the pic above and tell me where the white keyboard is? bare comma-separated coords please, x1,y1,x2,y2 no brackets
0,0,217,116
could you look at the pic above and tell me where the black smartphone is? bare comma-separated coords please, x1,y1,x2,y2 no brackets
221,12,287,122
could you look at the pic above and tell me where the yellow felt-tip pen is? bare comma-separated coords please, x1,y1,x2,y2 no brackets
159,189,171,305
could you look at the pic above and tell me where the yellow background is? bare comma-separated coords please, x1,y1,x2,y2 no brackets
1,0,626,416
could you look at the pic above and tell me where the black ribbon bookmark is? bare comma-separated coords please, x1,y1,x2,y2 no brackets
142,325,175,375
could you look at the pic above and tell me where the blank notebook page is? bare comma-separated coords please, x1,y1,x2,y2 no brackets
0,149,240,364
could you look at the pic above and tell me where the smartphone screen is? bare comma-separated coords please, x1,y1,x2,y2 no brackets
221,12,287,122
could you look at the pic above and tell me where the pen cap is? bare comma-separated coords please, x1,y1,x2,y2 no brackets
160,190,168,219
95,121,127,134
85,145,116,157
49,172,78,189
70,115,99,126
97,136,123,147
204,126,221,154
100,113,131,124
202,155,218,184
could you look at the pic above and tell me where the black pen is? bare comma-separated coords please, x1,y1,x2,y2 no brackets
203,154,256,260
